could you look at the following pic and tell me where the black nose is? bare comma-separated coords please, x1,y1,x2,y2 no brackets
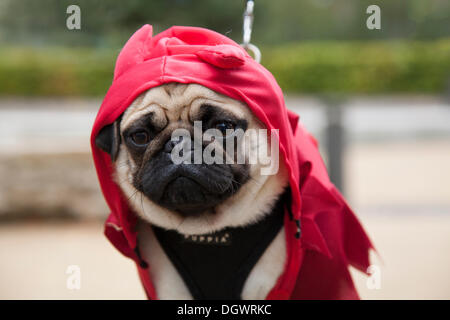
164,140,176,153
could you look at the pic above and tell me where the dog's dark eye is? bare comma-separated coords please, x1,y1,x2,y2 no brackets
130,130,150,146
214,121,236,136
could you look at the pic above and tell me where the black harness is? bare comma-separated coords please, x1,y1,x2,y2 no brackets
152,195,286,300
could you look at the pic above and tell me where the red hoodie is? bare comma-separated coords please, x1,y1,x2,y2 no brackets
90,25,374,300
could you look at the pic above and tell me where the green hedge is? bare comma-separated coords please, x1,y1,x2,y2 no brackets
0,47,117,97
0,39,449,97
263,39,450,94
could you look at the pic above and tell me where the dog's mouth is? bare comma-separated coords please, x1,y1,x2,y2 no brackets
139,163,241,216
161,176,222,215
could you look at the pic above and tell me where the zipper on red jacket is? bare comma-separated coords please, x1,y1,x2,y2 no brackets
283,189,302,239
134,246,149,268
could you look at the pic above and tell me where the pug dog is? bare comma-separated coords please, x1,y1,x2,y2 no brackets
96,82,289,299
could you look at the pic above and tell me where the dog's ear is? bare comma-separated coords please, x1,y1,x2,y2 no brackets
95,120,121,162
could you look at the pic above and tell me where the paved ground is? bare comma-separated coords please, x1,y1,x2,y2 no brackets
0,221,145,300
0,215,449,300
351,215,450,300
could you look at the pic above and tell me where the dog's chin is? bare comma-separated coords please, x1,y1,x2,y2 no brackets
158,176,229,216
139,163,245,217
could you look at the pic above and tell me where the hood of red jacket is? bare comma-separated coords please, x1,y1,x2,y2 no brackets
91,25,374,300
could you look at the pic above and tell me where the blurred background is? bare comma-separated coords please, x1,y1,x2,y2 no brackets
0,0,449,299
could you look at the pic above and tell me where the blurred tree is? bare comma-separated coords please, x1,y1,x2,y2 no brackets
0,0,448,47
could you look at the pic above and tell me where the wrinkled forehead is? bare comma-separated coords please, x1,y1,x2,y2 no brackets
120,83,256,131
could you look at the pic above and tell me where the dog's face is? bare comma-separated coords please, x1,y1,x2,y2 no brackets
119,87,250,216
96,83,288,234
